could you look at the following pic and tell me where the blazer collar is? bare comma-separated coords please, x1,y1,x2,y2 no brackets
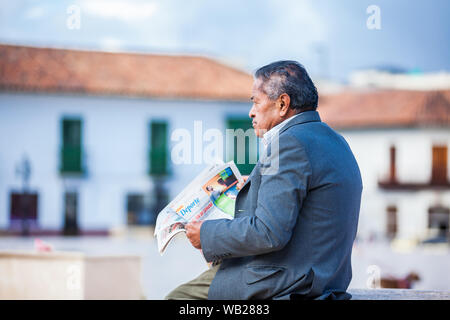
279,110,321,134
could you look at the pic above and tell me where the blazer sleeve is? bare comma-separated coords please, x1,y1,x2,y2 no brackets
200,133,312,262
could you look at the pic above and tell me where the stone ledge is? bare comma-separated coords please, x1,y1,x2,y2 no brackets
349,288,450,300
0,250,143,299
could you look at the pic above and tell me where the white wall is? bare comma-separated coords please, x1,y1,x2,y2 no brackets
340,128,450,240
0,93,251,230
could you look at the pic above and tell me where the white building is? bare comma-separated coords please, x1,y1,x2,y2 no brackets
350,69,450,91
0,44,255,235
319,89,450,244
1,44,449,244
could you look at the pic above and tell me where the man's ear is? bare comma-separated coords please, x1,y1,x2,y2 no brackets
278,93,291,117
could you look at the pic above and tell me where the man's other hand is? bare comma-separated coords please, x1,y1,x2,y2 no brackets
236,175,249,190
186,221,204,249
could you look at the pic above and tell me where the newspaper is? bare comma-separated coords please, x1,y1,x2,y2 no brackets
154,160,244,255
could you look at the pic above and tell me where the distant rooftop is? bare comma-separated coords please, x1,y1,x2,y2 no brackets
0,44,253,101
350,69,450,91
1,44,449,129
319,89,450,129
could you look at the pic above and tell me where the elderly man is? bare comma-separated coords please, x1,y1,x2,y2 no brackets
166,60,362,300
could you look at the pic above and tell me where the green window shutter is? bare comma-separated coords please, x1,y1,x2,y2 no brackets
226,118,258,175
60,118,83,174
150,121,169,176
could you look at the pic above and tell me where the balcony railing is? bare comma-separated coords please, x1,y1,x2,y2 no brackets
378,176,450,190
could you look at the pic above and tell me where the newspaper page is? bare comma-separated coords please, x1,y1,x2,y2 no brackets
154,160,243,255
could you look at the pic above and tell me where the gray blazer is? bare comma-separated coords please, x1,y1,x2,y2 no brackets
200,111,363,300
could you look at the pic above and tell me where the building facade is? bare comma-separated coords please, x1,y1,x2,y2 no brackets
0,44,256,235
1,44,449,243
319,90,450,243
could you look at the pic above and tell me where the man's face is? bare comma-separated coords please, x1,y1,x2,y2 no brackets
249,78,280,138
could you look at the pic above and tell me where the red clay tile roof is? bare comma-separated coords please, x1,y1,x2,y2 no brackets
319,89,450,129
1,44,449,128
0,44,253,101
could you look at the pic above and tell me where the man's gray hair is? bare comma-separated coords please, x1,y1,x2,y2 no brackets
254,60,318,111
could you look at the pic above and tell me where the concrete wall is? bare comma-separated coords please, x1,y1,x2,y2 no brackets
0,250,142,299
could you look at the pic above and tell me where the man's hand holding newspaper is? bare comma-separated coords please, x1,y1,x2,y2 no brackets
184,174,249,249
185,221,203,249
154,160,245,256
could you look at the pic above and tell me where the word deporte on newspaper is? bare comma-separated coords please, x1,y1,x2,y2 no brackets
176,198,201,217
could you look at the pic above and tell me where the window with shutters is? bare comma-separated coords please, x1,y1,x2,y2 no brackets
10,192,38,222
431,145,448,185
150,121,169,176
386,205,397,239
379,144,450,190
428,205,449,240
60,118,83,174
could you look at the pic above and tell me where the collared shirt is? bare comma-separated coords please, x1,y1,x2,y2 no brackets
262,112,303,147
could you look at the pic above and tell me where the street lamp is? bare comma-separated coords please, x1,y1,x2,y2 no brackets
15,155,32,236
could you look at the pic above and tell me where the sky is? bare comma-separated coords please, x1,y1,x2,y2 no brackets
0,0,449,81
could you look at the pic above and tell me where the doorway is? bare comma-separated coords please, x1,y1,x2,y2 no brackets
63,191,79,235
428,205,449,241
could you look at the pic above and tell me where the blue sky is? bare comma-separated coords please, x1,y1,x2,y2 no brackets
0,0,449,81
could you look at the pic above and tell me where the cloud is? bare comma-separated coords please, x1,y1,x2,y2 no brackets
24,6,46,19
99,36,123,51
80,0,157,22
